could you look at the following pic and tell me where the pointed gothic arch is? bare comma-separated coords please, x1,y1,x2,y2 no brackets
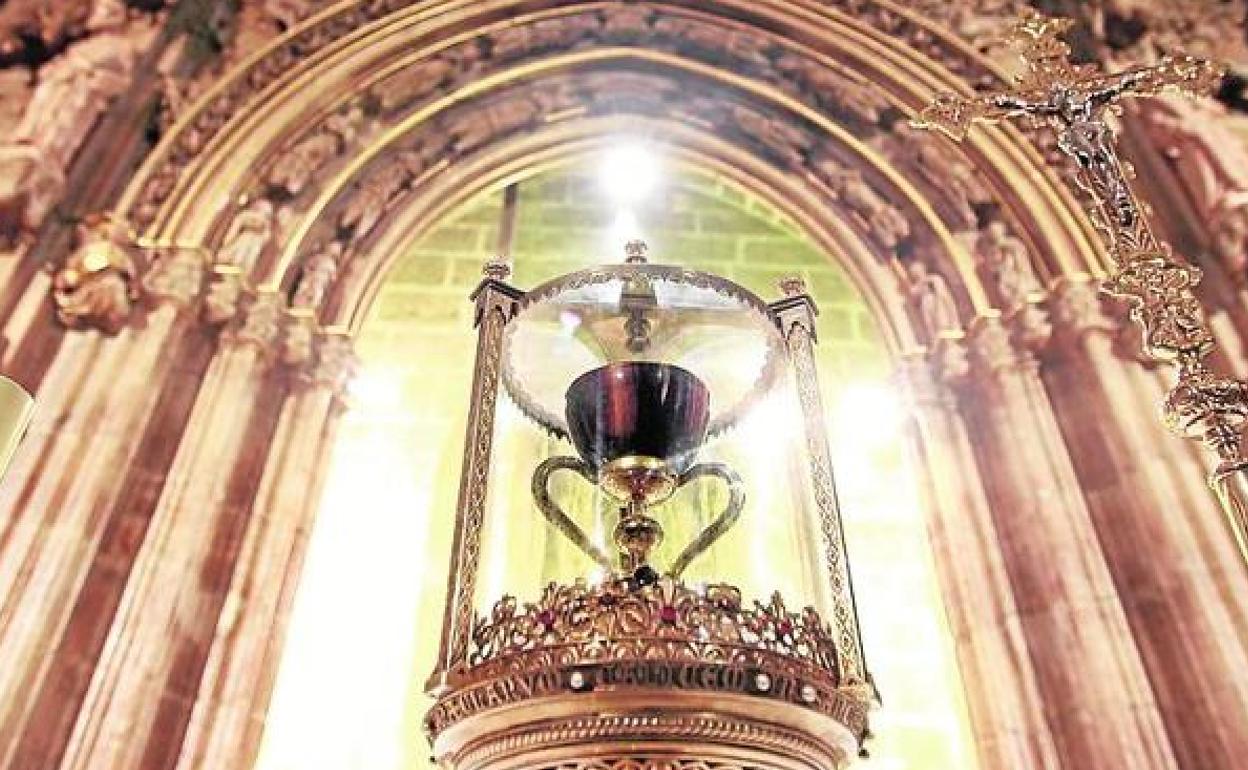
2,3,1247,770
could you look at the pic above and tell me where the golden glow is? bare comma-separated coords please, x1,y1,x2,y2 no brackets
606,209,642,252
829,377,979,769
256,161,978,770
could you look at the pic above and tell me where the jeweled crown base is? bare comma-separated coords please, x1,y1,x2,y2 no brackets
425,578,870,770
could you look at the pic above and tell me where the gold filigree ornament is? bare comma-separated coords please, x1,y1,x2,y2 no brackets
426,576,870,769
915,12,1248,565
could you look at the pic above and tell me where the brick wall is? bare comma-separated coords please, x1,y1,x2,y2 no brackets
278,162,975,770
368,161,887,385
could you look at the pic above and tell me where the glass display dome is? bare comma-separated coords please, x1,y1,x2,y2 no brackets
425,245,873,770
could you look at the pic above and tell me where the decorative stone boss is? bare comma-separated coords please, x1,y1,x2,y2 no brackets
422,247,877,770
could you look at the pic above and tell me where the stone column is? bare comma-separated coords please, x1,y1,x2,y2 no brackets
0,248,205,768
957,316,1178,770
1040,279,1248,770
896,350,1061,770
55,292,287,770
172,332,354,770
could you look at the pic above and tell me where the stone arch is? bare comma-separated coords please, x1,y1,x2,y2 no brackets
8,3,1247,770
113,0,1106,353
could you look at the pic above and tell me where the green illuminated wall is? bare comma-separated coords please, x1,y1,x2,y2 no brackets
257,160,976,770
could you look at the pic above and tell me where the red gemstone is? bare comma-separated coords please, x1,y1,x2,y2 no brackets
778,620,794,636
538,609,556,628
659,605,679,624
599,593,617,607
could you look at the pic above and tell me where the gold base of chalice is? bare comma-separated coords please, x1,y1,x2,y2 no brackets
426,576,870,770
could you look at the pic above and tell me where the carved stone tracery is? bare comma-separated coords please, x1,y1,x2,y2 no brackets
122,0,999,236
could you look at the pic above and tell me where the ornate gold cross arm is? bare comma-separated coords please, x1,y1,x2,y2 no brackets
914,13,1248,563
917,44,1222,252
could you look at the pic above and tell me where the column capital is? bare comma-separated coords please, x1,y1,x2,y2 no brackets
225,290,285,354
966,314,1036,379
142,246,209,309
303,331,357,399
894,353,957,413
1049,276,1117,339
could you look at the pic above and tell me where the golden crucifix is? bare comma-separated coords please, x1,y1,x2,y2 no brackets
917,15,1221,255
916,15,1248,562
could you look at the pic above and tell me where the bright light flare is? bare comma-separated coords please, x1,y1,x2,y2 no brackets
347,368,404,413
832,382,902,451
599,143,660,205
607,209,642,252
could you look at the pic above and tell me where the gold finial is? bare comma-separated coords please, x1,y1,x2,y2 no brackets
624,240,649,264
482,256,512,281
779,275,807,297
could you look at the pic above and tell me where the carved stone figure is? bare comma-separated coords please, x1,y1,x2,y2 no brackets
906,259,961,338
490,16,598,61
819,163,910,250
1137,97,1248,272
908,0,1029,51
0,0,93,66
267,105,364,197
12,0,144,161
878,121,990,230
53,215,140,334
774,53,889,124
0,69,32,137
292,241,342,310
600,4,652,39
450,99,534,154
216,198,276,274
0,0,155,240
652,15,769,67
373,56,455,113
338,149,427,241
974,221,1042,309
729,105,810,168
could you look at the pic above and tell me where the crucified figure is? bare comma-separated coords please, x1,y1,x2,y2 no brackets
915,15,1222,247
985,69,1163,229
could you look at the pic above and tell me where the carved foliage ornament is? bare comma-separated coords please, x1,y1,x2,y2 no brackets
127,0,995,229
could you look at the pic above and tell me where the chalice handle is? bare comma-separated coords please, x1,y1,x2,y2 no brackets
532,456,615,572
668,462,745,578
